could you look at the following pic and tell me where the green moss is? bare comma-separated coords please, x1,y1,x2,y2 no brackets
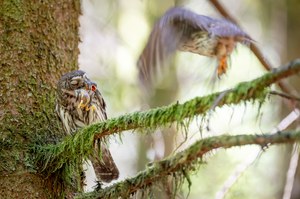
1,0,25,21
0,0,81,197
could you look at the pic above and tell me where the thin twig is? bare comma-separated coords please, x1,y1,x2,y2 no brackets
269,91,300,102
270,109,300,134
283,144,299,199
215,155,257,199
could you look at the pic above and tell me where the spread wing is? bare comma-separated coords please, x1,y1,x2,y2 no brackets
137,7,251,86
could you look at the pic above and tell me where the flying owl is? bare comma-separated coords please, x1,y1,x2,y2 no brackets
56,70,119,184
137,7,252,85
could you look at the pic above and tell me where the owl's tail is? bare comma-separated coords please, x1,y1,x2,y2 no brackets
90,139,119,183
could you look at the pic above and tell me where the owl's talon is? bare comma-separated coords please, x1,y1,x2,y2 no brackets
78,99,90,109
77,91,91,109
217,56,228,77
78,100,84,109
85,104,96,112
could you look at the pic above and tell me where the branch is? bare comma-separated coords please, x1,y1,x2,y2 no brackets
269,91,300,102
93,59,300,139
34,59,300,175
76,131,300,199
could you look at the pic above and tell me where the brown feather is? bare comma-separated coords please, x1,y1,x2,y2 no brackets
56,70,119,183
91,140,119,182
137,7,252,86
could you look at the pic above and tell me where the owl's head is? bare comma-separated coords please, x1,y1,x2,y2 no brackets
57,70,97,96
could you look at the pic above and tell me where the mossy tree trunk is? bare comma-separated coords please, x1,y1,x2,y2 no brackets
0,1,80,198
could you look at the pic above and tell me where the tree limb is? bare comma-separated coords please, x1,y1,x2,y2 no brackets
76,131,300,199
33,59,300,176
269,91,300,102
30,59,300,196
91,59,300,139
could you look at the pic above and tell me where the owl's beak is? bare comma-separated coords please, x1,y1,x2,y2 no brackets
85,82,97,92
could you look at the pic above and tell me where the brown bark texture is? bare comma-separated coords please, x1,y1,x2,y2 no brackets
0,0,80,198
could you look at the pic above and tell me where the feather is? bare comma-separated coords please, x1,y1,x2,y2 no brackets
56,70,119,184
137,7,252,86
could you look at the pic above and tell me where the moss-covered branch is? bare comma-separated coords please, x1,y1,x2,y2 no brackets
77,131,300,199
92,58,300,139
34,59,300,176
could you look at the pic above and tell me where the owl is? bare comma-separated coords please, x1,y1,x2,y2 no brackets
56,70,119,184
137,7,252,85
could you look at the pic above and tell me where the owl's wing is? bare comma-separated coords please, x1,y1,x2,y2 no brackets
91,89,119,182
137,7,251,86
93,89,108,121
167,8,250,38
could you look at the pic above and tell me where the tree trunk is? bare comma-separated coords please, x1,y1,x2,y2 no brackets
0,1,80,198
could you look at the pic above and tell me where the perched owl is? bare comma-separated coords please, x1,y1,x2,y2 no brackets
137,7,252,85
56,70,119,184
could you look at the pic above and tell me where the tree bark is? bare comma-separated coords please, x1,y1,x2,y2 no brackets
0,1,80,198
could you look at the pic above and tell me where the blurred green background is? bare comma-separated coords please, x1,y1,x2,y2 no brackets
79,0,300,198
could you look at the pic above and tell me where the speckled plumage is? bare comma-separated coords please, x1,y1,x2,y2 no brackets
137,7,251,84
56,70,119,183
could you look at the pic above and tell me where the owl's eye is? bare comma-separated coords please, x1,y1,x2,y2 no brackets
70,80,78,85
91,85,97,91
